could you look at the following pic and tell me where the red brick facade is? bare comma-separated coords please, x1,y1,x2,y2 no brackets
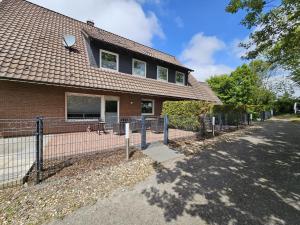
0,80,170,120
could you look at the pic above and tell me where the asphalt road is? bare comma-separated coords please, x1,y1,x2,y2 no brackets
48,120,300,225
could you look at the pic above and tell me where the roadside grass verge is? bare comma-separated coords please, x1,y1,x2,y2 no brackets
273,114,300,123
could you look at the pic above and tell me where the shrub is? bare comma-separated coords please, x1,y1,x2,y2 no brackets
162,101,211,130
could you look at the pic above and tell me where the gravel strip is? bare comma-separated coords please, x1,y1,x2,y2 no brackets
169,124,262,155
0,151,154,225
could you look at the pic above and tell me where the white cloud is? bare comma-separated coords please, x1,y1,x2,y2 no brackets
231,38,248,59
180,33,233,81
231,26,262,59
29,0,164,46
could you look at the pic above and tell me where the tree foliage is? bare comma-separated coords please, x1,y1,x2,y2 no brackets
207,62,276,110
226,0,300,85
274,92,299,114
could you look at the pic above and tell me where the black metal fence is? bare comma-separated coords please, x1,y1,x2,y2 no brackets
0,116,165,187
0,111,272,188
166,110,273,142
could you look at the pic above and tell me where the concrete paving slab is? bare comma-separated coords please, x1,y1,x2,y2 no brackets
0,135,50,185
143,142,183,163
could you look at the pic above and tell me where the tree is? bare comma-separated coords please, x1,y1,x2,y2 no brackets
206,74,233,104
274,92,297,114
226,0,300,85
207,63,275,109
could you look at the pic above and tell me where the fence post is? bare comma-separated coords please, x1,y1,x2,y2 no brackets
200,114,206,137
35,117,41,184
141,116,146,150
39,117,44,172
218,114,222,131
212,116,215,136
163,115,169,145
125,123,130,160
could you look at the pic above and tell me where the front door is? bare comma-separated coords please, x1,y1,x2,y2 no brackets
105,100,118,125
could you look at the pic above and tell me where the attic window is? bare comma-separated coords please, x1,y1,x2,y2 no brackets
132,59,146,77
175,71,185,85
157,66,168,82
100,49,119,71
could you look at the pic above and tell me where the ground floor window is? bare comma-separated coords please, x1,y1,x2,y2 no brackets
66,94,101,120
141,99,154,115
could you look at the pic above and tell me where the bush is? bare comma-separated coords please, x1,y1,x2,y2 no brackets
162,101,211,130
274,94,298,115
212,104,268,120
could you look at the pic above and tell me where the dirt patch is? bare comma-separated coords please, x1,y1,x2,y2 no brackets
169,124,262,155
0,150,154,225
26,147,143,183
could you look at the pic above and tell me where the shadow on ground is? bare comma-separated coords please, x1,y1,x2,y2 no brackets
142,121,300,225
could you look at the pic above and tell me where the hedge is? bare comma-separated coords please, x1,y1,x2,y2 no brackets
161,100,211,130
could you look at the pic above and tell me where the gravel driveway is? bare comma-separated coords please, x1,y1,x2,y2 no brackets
49,120,300,225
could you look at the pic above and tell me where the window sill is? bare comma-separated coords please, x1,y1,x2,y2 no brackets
157,78,168,83
141,113,155,116
132,73,146,78
65,119,100,123
100,66,119,72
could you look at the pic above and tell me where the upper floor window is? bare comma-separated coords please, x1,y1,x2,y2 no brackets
175,71,185,85
157,66,168,82
132,59,146,77
100,49,119,71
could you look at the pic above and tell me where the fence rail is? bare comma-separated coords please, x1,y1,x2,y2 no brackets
0,111,272,188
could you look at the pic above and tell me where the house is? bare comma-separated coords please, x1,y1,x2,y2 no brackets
0,0,221,123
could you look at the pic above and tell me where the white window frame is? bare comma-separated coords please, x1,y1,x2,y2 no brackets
175,71,185,85
132,58,147,77
141,99,155,116
157,66,168,82
99,49,119,71
65,92,120,122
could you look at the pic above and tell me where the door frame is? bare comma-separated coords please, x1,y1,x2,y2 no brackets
103,96,120,122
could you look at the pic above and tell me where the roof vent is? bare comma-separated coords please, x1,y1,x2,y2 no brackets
86,20,94,26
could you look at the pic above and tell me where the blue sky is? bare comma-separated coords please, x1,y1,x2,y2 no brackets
28,0,299,96
144,0,248,62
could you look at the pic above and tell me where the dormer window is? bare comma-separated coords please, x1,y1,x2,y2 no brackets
175,71,185,85
100,49,119,71
132,59,146,77
157,66,168,82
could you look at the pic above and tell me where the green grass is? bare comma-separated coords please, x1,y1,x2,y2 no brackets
274,114,300,122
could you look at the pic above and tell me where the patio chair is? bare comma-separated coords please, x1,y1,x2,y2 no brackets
112,117,143,135
150,117,164,133
113,120,126,135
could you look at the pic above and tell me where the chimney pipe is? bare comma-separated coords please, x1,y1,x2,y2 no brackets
86,20,94,26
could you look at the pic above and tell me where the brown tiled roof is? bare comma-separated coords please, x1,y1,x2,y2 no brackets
188,76,222,105
0,0,221,103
